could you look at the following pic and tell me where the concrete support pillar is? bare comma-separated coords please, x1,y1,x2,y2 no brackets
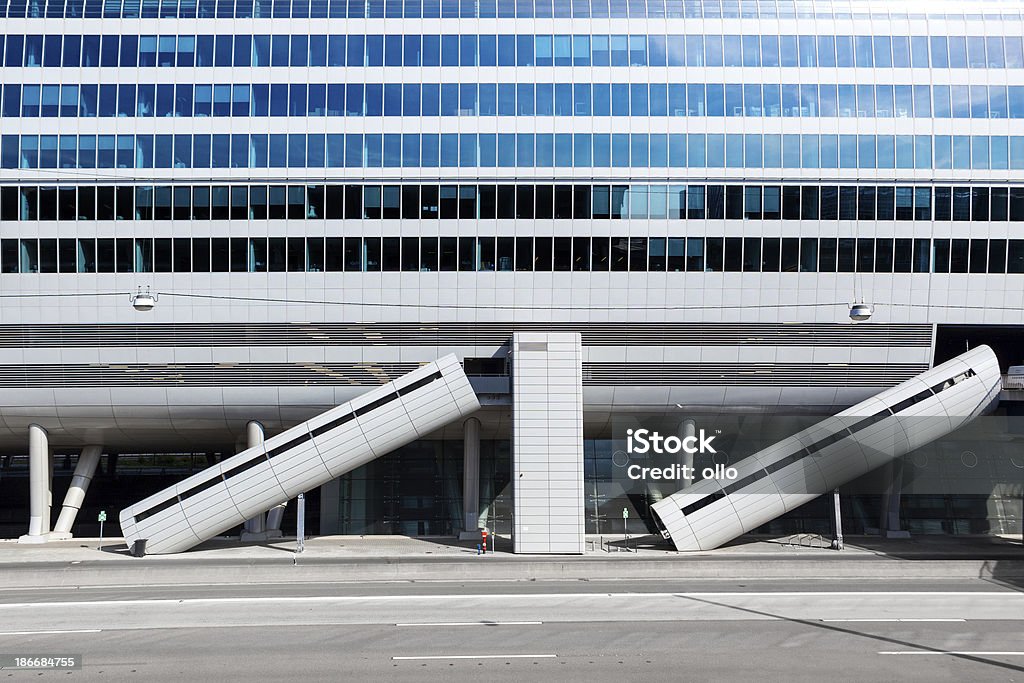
53,445,103,536
459,417,481,539
241,421,271,540
19,424,53,543
679,419,696,490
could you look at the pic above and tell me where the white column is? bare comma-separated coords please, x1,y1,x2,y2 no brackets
459,417,481,539
512,333,585,554
52,445,103,536
19,424,52,543
241,421,268,538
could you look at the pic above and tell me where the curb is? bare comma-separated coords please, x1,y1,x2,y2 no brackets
3,557,1023,588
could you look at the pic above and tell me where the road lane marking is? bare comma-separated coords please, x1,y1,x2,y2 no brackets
396,622,542,627
0,591,1016,608
0,629,102,635
392,654,557,660
879,651,1024,656
823,619,966,623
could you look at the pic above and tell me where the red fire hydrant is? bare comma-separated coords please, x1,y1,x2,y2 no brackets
480,528,488,554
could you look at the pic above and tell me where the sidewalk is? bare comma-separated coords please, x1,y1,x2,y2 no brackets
0,534,1021,587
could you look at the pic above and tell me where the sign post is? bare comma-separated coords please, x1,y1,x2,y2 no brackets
296,492,305,554
97,510,106,550
622,507,629,548
832,489,844,551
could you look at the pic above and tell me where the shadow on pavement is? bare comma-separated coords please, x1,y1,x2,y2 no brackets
675,592,1024,675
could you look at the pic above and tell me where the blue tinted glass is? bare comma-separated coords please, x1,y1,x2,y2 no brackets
835,35,853,67
947,36,967,68
817,35,835,67
930,37,948,68
420,34,439,65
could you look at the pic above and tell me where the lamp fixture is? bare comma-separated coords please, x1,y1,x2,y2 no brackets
131,287,158,312
849,302,873,322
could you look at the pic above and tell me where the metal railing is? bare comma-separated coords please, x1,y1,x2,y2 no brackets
1002,374,1024,391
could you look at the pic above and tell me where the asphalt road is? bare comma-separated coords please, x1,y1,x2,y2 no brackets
0,579,1021,681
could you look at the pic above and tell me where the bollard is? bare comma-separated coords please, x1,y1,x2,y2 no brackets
476,543,481,555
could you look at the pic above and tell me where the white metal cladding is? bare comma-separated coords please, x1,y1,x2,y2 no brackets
512,332,586,555
119,354,480,554
651,345,1002,552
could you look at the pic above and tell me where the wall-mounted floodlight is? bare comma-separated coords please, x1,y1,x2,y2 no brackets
849,302,873,322
131,287,157,312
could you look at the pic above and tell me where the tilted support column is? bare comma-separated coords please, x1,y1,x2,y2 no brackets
879,459,910,539
265,504,286,533
458,417,482,540
19,424,53,543
679,419,696,490
241,421,273,540
53,445,103,536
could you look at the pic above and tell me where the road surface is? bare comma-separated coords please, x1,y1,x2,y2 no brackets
0,578,1021,680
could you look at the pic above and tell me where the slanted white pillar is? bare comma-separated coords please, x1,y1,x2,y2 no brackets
265,503,286,534
19,424,53,543
679,419,696,490
459,417,482,539
879,459,910,539
53,445,103,536
241,421,269,540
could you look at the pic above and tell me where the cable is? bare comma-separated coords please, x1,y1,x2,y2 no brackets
1,289,1023,313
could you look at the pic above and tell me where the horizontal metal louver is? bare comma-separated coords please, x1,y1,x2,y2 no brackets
0,322,932,349
583,363,930,388
0,362,927,389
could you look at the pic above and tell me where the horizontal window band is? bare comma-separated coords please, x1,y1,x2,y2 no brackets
0,4,1012,22
2,133,1023,173
1,32,1016,70
5,81,1023,121
3,183,1022,234
2,234,1023,276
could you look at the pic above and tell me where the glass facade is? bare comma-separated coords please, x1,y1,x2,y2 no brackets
4,0,1022,20
5,32,1024,69
6,81,1024,119
3,0,1022,542
5,133,1024,170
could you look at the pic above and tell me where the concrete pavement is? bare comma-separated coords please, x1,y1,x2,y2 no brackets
0,534,1021,588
